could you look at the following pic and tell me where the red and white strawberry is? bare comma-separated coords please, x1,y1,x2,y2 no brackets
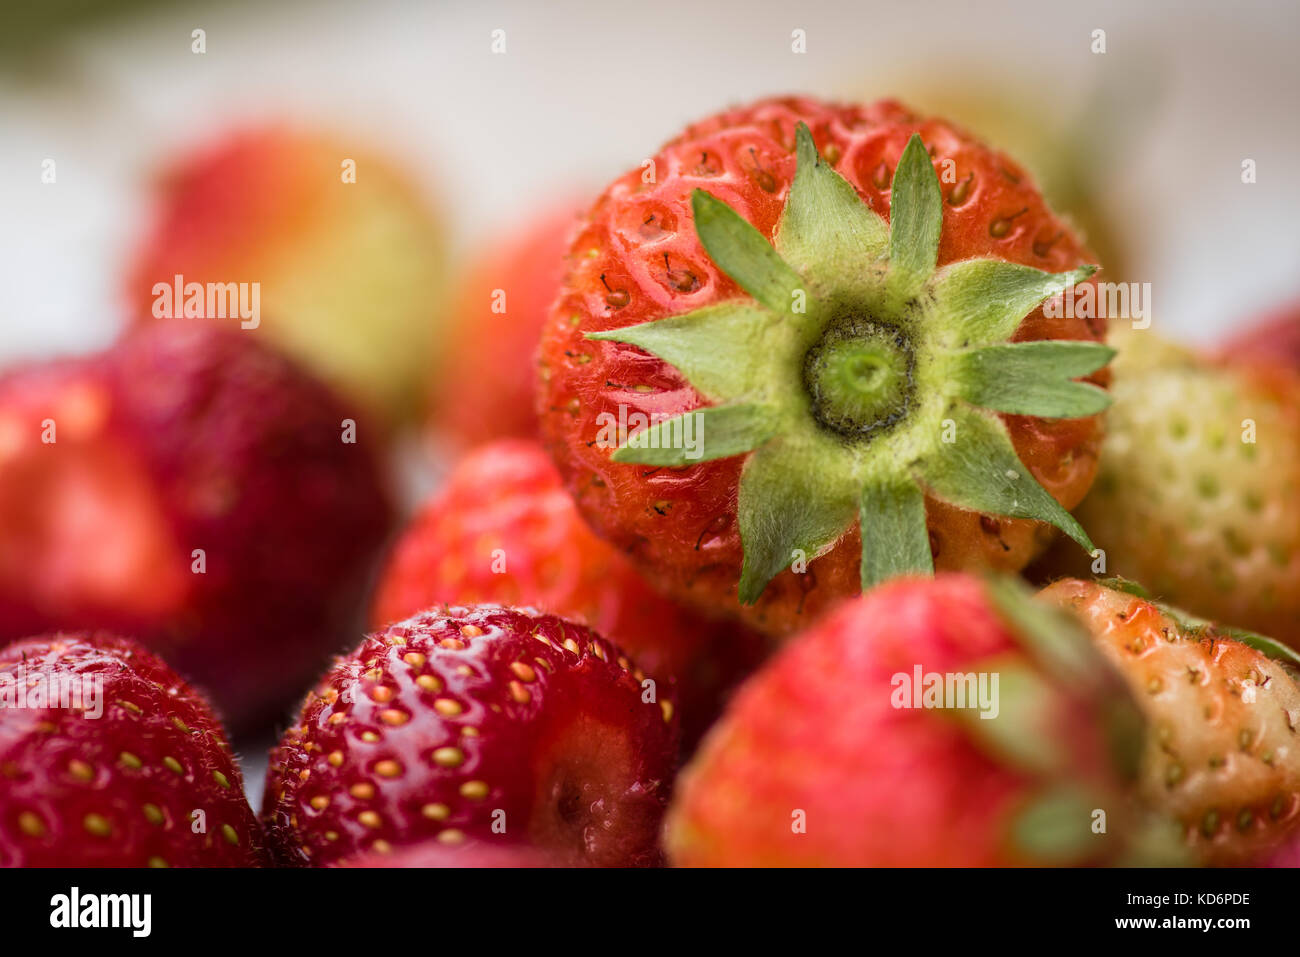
1039,577,1300,865
262,605,678,867
538,96,1111,637
126,126,448,429
665,574,1171,867
0,632,265,867
0,324,393,728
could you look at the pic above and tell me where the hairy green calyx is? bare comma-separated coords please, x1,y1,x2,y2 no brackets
804,316,914,437
590,124,1109,603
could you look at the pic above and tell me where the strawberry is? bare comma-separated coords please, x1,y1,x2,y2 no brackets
0,324,393,728
1264,842,1300,867
340,838,559,868
665,574,1174,867
0,632,265,867
1038,577,1300,865
1220,298,1300,374
864,73,1132,280
262,605,678,867
370,440,768,750
1066,327,1300,645
429,205,579,448
538,96,1111,637
126,126,448,429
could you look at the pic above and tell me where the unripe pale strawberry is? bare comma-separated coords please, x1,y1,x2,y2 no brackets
1040,578,1300,865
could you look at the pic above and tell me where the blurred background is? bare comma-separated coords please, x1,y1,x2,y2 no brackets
1,0,1298,362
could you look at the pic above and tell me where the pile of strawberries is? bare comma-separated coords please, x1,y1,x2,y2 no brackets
2,96,1298,869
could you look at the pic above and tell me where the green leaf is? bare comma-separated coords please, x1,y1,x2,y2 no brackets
1096,577,1152,600
691,189,806,314
918,408,1094,552
887,134,943,297
587,303,785,402
931,259,1098,346
610,403,779,466
946,658,1064,776
858,476,933,588
984,575,1108,688
775,123,889,281
736,443,856,604
953,341,1114,418
1010,784,1103,865
987,574,1146,781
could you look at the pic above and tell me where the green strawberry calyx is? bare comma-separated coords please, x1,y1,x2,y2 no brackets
589,124,1109,603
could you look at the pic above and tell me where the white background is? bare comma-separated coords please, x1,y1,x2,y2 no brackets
2,0,1298,363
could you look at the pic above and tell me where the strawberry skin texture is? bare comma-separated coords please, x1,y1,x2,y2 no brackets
1039,578,1300,865
666,575,1126,867
1072,330,1300,645
0,324,393,728
0,632,265,867
340,838,559,868
429,206,579,448
538,96,1105,636
262,605,679,867
127,126,448,428
370,440,768,750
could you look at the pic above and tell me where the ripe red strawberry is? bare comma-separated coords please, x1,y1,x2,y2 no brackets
340,838,558,868
1038,577,1300,865
1220,298,1300,374
126,126,448,429
262,605,678,867
429,206,579,448
370,440,768,749
538,96,1110,637
0,324,392,728
666,574,1173,867
1066,327,1300,645
0,632,265,867
864,73,1132,280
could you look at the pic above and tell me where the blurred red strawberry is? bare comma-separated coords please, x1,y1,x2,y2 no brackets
429,205,579,447
371,440,768,749
666,575,1176,866
1220,298,1300,373
0,324,392,729
126,125,448,430
0,632,265,867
